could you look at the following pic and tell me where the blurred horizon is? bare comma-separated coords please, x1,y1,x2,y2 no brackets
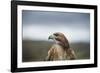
22,40,90,62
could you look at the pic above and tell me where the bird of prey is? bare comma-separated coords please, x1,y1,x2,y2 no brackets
45,32,76,61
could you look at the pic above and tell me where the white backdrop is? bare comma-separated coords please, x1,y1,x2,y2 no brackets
0,0,99,73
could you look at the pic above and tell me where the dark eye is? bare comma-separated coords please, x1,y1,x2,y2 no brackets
54,33,59,36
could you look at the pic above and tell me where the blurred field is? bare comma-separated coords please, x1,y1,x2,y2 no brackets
22,40,90,62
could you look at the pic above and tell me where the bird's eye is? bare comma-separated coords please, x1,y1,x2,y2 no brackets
54,33,59,36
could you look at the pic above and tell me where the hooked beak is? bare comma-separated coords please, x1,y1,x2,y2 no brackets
48,35,55,40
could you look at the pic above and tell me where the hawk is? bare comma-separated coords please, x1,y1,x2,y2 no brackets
45,32,76,61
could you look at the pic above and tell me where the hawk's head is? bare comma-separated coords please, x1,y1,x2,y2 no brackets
48,32,70,49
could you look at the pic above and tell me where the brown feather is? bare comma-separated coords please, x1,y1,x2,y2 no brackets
54,32,70,49
45,32,76,61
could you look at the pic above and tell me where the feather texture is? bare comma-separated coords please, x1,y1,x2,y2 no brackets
45,32,76,61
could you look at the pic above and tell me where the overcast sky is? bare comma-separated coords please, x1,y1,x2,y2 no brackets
22,10,90,42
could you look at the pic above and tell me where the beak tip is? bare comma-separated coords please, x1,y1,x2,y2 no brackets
48,36,51,40
48,35,53,40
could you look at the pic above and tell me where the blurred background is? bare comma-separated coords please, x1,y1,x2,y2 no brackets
22,10,90,62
